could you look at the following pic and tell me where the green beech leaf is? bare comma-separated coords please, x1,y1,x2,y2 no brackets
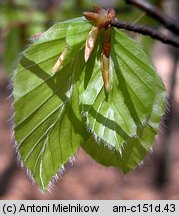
13,13,166,191
13,17,91,191
80,28,166,172
81,73,165,172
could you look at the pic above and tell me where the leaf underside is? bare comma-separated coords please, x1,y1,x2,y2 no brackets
13,17,166,191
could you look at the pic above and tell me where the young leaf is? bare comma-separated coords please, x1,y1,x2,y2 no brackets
80,28,166,171
13,17,91,191
13,7,166,191
81,71,165,172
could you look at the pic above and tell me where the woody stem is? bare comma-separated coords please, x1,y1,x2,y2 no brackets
111,19,179,47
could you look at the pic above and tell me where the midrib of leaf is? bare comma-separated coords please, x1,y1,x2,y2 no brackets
18,102,65,149
85,82,103,112
112,101,131,133
91,99,104,130
102,108,115,142
93,99,105,134
121,82,148,113
32,112,65,177
15,84,63,127
113,73,148,115
111,45,156,123
80,68,103,106
24,116,60,164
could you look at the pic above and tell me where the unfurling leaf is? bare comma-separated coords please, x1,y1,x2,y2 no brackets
13,7,166,191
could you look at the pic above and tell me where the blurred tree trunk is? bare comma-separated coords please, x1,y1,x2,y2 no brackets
156,0,179,187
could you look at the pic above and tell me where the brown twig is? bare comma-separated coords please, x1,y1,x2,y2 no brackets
111,19,179,47
125,0,179,35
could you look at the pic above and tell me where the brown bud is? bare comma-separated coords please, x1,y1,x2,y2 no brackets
94,5,107,15
107,8,116,20
83,6,115,92
83,7,116,29
83,12,100,25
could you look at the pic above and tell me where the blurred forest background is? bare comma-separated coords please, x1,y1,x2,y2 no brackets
0,0,179,199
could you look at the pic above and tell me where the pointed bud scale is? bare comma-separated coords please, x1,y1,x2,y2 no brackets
84,26,99,62
52,46,68,74
101,52,110,93
83,7,116,92
83,12,101,26
94,5,107,15
107,8,116,20
83,7,115,29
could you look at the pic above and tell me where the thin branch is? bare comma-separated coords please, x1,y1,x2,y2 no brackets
111,19,179,47
125,0,179,35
